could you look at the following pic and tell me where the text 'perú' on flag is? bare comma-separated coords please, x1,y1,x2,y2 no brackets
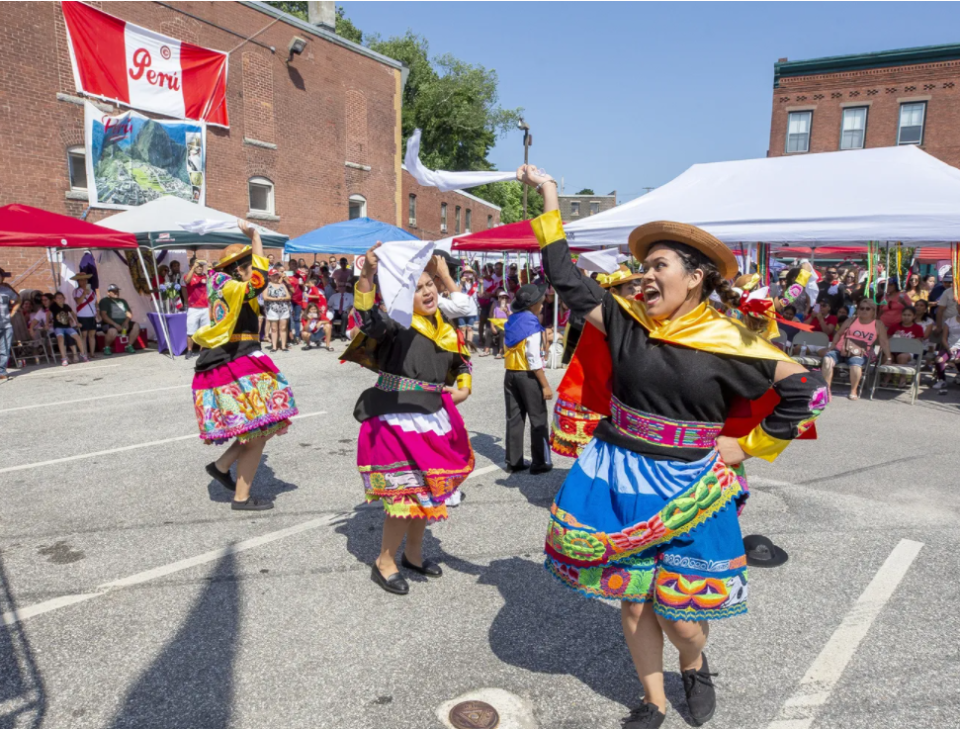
61,1,229,127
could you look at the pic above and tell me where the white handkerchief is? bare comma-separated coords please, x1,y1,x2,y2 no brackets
377,239,436,328
405,129,515,192
181,219,237,235
577,248,627,274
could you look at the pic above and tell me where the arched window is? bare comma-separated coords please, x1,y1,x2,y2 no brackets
248,177,275,214
348,194,367,220
67,146,87,190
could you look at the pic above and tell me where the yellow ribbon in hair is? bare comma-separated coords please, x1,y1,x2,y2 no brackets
597,267,639,289
192,254,268,349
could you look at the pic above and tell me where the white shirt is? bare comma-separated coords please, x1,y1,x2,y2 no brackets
74,287,97,317
439,291,476,319
525,331,544,370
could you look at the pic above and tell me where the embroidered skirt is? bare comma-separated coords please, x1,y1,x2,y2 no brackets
358,393,474,521
545,439,749,621
192,352,298,444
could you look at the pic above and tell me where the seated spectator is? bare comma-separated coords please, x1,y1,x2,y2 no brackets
49,291,89,365
301,302,333,351
880,279,908,330
809,304,838,339
883,305,925,386
822,297,892,400
328,280,354,341
933,308,960,393
914,298,936,341
903,273,927,303
29,293,53,341
98,284,140,354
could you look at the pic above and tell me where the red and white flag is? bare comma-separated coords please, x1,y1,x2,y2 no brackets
61,1,229,127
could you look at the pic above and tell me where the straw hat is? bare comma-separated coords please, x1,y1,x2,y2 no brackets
597,264,642,289
628,221,738,280
70,272,93,281
214,244,253,271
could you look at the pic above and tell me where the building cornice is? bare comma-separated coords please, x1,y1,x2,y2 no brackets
774,43,960,88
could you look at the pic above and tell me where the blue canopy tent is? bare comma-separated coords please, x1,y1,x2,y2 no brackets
284,217,418,255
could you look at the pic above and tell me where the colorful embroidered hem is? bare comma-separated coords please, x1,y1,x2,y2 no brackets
610,397,722,450
550,397,604,458
376,371,444,393
364,491,452,522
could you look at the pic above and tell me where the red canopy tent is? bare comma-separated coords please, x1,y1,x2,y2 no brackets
0,204,137,249
452,220,541,252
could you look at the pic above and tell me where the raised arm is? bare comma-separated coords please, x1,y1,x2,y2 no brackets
354,243,398,341
517,165,606,334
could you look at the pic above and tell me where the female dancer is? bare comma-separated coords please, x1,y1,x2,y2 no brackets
518,166,828,728
349,244,474,595
192,221,298,511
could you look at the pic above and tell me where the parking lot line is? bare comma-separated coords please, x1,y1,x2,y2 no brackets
16,363,122,377
1,458,497,626
0,384,190,413
0,411,327,474
767,538,923,729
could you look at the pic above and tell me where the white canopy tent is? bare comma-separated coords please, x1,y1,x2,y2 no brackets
565,145,960,248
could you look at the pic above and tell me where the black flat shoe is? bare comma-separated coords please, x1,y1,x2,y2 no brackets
682,653,717,726
231,497,274,511
621,703,666,728
371,564,409,595
505,461,529,473
401,554,443,577
530,463,553,475
206,462,236,491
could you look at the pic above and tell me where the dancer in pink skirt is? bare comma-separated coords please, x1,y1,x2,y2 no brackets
191,221,298,511
348,243,474,595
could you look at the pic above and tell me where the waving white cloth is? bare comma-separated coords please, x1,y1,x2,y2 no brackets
376,239,436,328
577,248,628,274
405,129,515,192
181,219,238,235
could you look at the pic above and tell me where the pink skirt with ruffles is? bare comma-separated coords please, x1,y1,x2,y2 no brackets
192,351,298,444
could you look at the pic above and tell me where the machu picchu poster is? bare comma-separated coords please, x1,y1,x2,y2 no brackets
84,102,206,209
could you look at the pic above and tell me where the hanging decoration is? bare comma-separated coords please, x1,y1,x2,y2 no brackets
864,241,880,301
896,242,903,284
756,242,771,287
952,242,960,303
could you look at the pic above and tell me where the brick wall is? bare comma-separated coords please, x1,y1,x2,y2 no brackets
0,1,401,293
558,194,617,223
769,58,960,166
401,169,500,242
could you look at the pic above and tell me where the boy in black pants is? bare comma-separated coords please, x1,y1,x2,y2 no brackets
503,284,553,474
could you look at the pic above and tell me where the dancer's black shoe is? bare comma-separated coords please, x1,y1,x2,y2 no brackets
206,462,236,491
371,564,409,595
401,554,442,577
682,652,717,726
621,703,666,728
231,497,274,511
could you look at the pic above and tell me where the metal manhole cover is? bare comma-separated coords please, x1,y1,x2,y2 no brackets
449,700,500,729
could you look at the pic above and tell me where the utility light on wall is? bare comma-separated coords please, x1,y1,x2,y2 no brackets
287,36,307,63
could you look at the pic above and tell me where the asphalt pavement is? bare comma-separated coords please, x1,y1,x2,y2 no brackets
0,346,958,729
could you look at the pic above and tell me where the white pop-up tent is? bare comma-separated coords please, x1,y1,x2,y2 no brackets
566,145,960,247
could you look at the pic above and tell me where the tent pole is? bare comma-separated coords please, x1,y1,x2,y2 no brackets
549,287,560,369
137,246,174,360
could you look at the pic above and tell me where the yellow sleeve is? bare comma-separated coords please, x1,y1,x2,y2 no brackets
354,284,376,312
737,425,791,463
530,209,565,249
455,373,472,391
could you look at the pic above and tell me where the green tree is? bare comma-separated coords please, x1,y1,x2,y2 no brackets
265,3,362,43
470,180,543,224
575,188,594,195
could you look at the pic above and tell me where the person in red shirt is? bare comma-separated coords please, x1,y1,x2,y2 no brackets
884,306,925,386
286,266,306,341
809,304,839,339
184,257,210,360
300,301,333,350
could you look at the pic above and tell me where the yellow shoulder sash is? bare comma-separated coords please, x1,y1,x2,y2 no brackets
411,311,470,357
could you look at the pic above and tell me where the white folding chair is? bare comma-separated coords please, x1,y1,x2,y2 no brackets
791,331,830,368
869,338,924,405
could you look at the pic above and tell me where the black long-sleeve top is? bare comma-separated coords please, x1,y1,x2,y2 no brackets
542,235,777,462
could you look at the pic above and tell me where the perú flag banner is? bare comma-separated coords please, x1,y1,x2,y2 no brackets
61,1,229,127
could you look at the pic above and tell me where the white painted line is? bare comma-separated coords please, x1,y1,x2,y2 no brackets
0,385,190,413
0,411,327,474
16,363,122,378
470,463,506,478
1,514,342,627
767,539,923,729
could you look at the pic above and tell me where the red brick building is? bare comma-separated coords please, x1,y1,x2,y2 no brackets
401,168,500,242
0,1,408,292
769,44,960,168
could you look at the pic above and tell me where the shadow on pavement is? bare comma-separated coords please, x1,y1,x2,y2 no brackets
108,550,240,729
469,431,506,467
206,453,298,504
0,554,46,729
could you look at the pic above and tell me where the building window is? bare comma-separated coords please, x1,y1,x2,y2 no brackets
590,202,600,215
440,203,448,233
248,177,275,214
570,201,580,217
455,206,461,234
898,102,926,145
67,146,87,190
408,194,417,226
786,111,812,153
348,194,366,220
487,214,493,228
465,208,472,233
840,107,867,150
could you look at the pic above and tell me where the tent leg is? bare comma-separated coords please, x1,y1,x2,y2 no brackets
548,287,560,370
137,248,175,360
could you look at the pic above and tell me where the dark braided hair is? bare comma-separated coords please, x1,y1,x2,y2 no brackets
653,240,769,333
223,255,253,282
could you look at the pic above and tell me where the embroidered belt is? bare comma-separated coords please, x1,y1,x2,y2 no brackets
229,333,260,342
609,396,722,449
376,372,444,393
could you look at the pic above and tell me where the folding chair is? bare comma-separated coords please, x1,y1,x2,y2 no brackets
791,331,829,368
870,338,925,405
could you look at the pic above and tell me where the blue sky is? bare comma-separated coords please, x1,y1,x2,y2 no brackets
343,1,960,202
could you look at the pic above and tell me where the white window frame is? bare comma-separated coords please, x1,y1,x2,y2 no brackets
840,107,867,150
248,176,275,215
898,102,926,145
786,110,812,154
465,208,472,233
589,201,600,215
67,145,87,190
440,203,448,233
348,194,367,220
570,200,580,217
